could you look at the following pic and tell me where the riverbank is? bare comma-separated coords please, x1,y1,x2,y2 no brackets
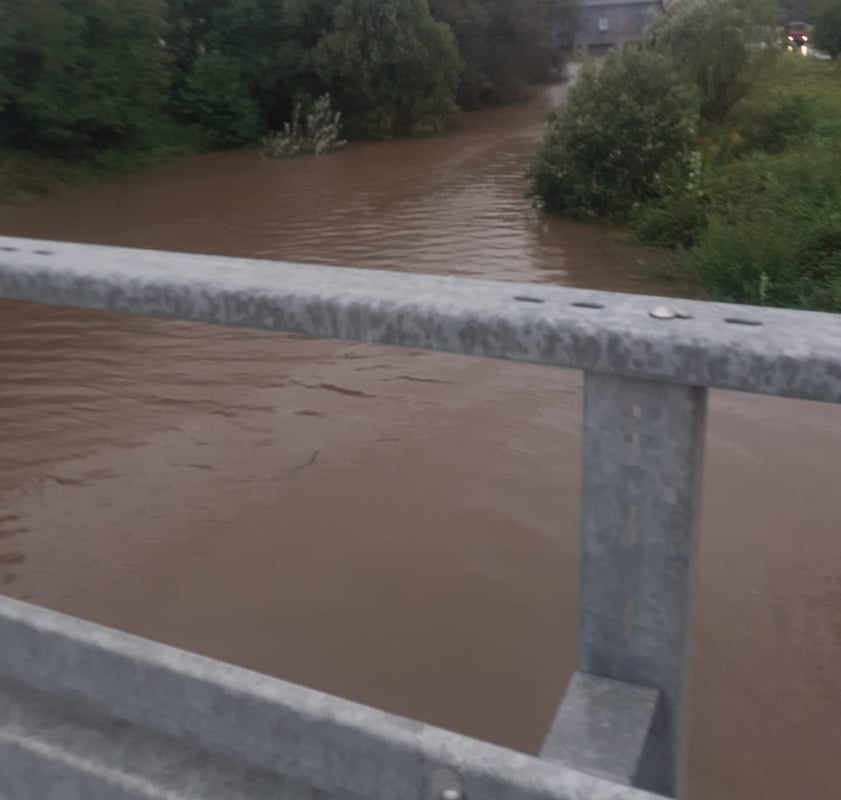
531,22,841,311
639,55,841,310
0,83,661,293
1,0,575,209
0,139,202,208
0,84,556,210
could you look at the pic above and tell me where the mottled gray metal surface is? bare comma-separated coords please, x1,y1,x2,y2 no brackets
541,672,660,787
0,677,326,800
577,375,707,797
1,237,840,403
0,596,662,800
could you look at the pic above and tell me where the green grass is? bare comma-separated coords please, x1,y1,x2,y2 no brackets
0,122,206,208
729,55,841,145
636,54,841,312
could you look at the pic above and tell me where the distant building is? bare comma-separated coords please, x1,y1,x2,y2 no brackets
575,0,664,52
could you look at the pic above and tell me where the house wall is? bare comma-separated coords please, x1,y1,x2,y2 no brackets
576,3,662,50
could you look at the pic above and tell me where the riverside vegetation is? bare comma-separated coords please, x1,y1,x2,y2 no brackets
530,0,841,311
0,0,576,204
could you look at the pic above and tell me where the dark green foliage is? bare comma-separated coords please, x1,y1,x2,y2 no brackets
178,52,261,147
648,0,763,121
200,0,306,129
1,0,574,160
530,48,699,219
0,0,170,155
315,0,461,138
729,92,817,153
168,0,462,142
633,189,708,248
646,58,841,311
428,0,577,108
813,1,841,58
528,0,841,311
165,0,218,81
677,149,841,311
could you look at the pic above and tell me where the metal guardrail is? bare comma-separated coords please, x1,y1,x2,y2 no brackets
0,237,839,800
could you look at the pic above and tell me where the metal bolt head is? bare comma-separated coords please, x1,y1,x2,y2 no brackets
650,306,692,321
440,791,463,800
650,306,678,320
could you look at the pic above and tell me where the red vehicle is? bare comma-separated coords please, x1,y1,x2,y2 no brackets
785,21,809,47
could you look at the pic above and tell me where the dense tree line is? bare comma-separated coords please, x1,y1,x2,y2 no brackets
0,0,576,158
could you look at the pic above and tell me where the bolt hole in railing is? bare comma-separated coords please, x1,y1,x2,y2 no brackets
33,249,54,256
724,317,763,326
0,246,18,252
571,301,606,310
514,295,545,303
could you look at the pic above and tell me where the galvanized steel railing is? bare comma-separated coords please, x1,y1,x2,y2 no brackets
1,237,839,800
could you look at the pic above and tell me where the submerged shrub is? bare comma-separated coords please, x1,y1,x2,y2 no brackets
263,95,347,159
529,47,699,219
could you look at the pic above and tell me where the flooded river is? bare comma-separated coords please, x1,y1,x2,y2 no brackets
1,85,840,799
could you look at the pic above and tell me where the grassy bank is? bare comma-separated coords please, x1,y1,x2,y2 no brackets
642,56,841,310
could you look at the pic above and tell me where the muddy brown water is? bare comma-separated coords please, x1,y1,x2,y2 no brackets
1,85,840,799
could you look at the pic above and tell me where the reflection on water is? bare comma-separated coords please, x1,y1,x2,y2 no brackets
1,84,840,800
0,82,655,290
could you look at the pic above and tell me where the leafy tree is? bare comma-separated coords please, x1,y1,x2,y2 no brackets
427,0,493,107
530,47,699,219
315,0,461,138
168,0,298,142
0,0,579,160
0,0,170,155
813,1,841,58
170,0,336,141
202,0,304,128
428,0,577,108
178,51,261,146
165,0,220,81
649,0,770,121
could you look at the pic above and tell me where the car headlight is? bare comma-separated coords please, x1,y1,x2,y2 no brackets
787,35,794,40
803,35,808,41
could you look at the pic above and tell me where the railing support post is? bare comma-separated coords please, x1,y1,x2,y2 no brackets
576,373,707,798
